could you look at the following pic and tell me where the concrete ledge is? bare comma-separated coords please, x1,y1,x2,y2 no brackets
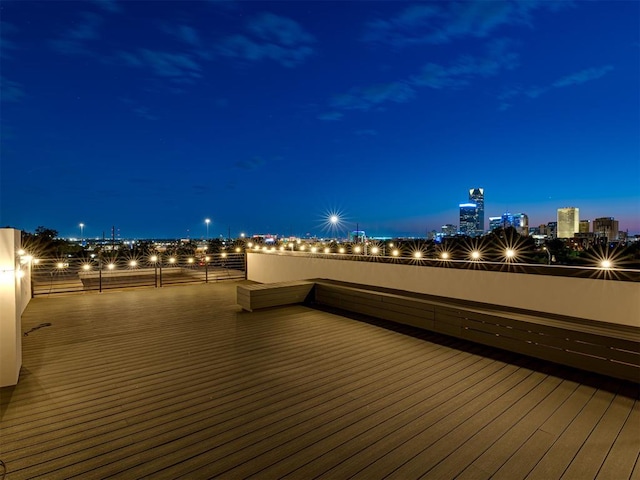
237,281,314,312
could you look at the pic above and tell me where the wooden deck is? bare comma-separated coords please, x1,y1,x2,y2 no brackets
1,281,638,479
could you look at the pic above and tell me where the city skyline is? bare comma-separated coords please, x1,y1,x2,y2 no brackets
1,1,639,238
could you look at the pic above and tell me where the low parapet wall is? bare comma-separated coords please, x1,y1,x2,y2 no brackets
246,252,640,328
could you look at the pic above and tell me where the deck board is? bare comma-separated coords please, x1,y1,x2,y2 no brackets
1,281,638,479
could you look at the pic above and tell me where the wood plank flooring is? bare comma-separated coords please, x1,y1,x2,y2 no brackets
1,281,638,479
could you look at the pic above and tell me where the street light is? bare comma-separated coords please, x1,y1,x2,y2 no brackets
205,218,211,240
79,223,85,245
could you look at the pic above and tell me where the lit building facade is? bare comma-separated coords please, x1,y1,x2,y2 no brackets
468,188,484,236
593,217,619,241
579,220,590,234
557,207,579,239
441,224,457,237
513,213,529,236
459,203,478,236
489,217,502,231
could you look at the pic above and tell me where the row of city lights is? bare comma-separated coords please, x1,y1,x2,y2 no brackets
246,242,617,268
14,242,616,274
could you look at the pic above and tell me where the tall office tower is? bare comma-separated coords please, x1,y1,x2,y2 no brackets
547,221,558,239
459,203,478,236
468,188,484,235
579,220,590,234
593,217,619,241
557,207,580,238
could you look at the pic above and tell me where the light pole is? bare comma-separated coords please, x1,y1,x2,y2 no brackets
543,246,556,265
79,223,84,245
205,218,211,240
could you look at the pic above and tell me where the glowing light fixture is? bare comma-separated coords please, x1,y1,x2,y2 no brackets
371,247,379,255
150,255,158,262
392,249,399,257
169,257,176,264
440,252,450,260
187,258,194,264
83,264,91,271
471,251,481,260
600,260,612,269
413,251,422,258
339,247,345,254
107,263,115,270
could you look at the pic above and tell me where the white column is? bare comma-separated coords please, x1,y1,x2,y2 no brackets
0,228,27,387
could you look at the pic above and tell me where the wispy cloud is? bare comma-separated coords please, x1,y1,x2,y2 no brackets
552,65,614,88
235,156,266,170
499,65,614,110
132,107,158,121
327,39,516,116
0,76,25,102
330,81,416,112
411,38,518,88
317,112,344,121
89,0,122,13
117,49,202,84
355,129,378,136
218,13,315,67
49,11,103,55
0,21,19,59
159,23,201,48
363,1,573,47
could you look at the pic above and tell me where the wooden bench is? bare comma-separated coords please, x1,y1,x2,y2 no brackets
311,280,640,383
236,281,314,312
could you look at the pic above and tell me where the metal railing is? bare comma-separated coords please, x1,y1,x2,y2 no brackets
31,253,246,296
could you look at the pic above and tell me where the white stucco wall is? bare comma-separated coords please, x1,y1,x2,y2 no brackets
0,228,30,387
247,252,640,327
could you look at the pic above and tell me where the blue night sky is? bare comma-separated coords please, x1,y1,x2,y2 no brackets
1,0,639,239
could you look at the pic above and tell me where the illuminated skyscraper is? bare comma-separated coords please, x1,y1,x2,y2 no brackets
557,207,579,238
459,203,478,236
468,188,484,235
593,217,619,241
579,220,590,234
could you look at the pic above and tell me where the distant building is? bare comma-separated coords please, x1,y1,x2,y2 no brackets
579,220,590,234
492,212,529,236
441,224,457,237
513,213,529,236
593,217,619,241
348,230,366,243
538,222,557,239
468,188,485,236
459,203,478,236
489,217,502,231
557,207,579,239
